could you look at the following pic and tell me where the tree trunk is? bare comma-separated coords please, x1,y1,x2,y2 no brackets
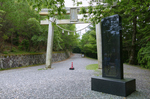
129,16,137,64
11,32,13,51
27,37,31,52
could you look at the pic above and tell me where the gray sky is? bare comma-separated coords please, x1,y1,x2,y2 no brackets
64,0,90,7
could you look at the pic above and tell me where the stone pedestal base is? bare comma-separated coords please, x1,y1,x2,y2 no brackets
91,76,136,97
69,68,74,70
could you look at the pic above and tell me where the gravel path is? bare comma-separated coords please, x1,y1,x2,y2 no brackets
0,54,150,99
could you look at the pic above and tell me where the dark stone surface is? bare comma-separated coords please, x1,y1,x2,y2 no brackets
91,76,136,97
101,14,123,79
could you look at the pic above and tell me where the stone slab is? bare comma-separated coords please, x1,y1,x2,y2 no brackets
101,14,123,79
91,76,136,97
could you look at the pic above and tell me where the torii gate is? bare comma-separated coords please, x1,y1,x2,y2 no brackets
39,7,102,69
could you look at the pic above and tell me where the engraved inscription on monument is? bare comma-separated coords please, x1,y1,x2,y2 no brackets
101,14,123,79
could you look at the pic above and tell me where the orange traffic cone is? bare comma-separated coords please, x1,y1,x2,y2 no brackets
69,62,74,70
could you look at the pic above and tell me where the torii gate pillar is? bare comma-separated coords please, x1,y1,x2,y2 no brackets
46,18,54,68
96,22,102,69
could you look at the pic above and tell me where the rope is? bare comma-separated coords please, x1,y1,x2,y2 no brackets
48,18,92,32
56,23,92,32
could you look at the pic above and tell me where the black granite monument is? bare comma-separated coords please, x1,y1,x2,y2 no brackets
91,14,136,97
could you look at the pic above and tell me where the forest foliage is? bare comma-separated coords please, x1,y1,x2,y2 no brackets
79,25,97,59
1,0,150,69
0,0,79,54
78,0,150,69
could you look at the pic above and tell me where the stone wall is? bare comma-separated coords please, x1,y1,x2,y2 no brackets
0,51,71,69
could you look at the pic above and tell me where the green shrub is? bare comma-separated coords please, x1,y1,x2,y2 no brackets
13,37,19,46
137,42,150,69
19,39,29,51
10,47,16,52
3,51,8,54
18,45,23,51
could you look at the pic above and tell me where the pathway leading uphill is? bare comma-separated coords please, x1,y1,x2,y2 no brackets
0,54,150,99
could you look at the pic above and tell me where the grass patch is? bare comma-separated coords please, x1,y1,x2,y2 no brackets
86,64,102,76
0,51,45,56
0,51,66,56
38,68,48,70
9,51,41,55
86,64,99,70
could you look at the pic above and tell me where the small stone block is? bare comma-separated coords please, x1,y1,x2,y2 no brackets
91,76,136,97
